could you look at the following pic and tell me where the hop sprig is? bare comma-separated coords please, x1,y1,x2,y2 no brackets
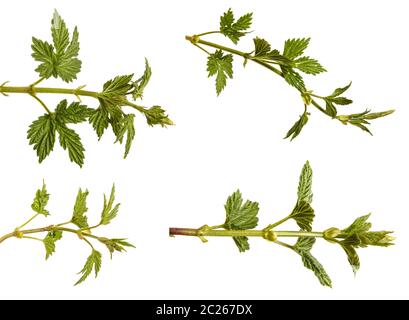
169,161,394,287
186,9,393,139
0,182,134,285
1,10,173,167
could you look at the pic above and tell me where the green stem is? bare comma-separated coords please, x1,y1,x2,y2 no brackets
29,93,52,114
0,85,99,99
264,216,291,231
17,213,41,230
169,227,324,238
196,31,221,37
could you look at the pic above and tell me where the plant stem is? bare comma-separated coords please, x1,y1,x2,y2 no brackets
17,213,40,230
169,227,324,238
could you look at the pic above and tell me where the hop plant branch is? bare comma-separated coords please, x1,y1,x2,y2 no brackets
169,161,394,287
185,8,394,139
0,182,134,285
0,10,173,167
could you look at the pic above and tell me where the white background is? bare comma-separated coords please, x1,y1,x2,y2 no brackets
0,0,407,299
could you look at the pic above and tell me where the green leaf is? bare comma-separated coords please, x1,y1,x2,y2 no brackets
297,161,313,205
100,185,120,226
219,9,252,44
294,236,316,252
224,189,259,230
89,106,109,139
55,100,94,124
343,214,372,235
31,38,55,78
294,57,326,75
281,66,306,91
207,50,234,95
31,181,50,216
289,201,315,231
27,114,56,163
330,97,353,105
115,114,135,158
330,82,352,97
99,238,135,258
56,123,85,167
43,230,63,260
233,236,250,253
71,188,89,229
144,106,173,127
102,74,133,97
285,111,309,141
132,58,152,100
253,37,272,57
51,10,69,54
32,11,81,82
341,244,360,274
294,248,332,287
283,38,310,60
75,249,102,286
324,99,337,117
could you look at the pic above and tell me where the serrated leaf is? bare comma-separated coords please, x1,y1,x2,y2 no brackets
56,123,85,167
75,249,102,286
341,244,360,274
89,106,109,139
207,50,233,95
330,82,352,97
100,185,120,226
343,214,372,235
144,105,173,127
294,248,332,287
331,97,353,105
324,99,337,117
102,74,133,97
233,236,250,253
27,114,56,163
71,188,89,229
281,66,306,91
31,37,55,78
115,114,135,158
43,230,63,260
132,58,152,100
99,238,135,258
289,201,315,231
32,11,81,82
285,111,309,141
55,100,94,124
297,161,313,205
253,37,271,57
294,56,326,75
31,181,50,216
283,38,310,60
51,10,69,55
294,236,316,252
224,190,259,230
219,9,252,44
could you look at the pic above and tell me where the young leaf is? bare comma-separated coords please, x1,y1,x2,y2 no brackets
207,50,234,95
31,181,50,216
341,244,360,274
102,74,133,97
233,236,250,253
56,123,85,167
297,161,313,205
283,38,310,60
100,185,120,226
253,37,272,57
281,66,306,91
99,238,135,258
132,58,152,100
219,9,252,44
27,114,56,163
324,99,337,117
75,249,102,286
289,201,315,231
115,114,135,158
55,100,94,124
144,106,173,127
294,57,326,75
295,248,332,287
330,82,352,97
224,189,259,230
43,230,63,260
31,38,55,78
71,189,89,229
294,236,316,252
285,111,309,141
89,107,109,139
343,214,372,235
330,97,353,106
